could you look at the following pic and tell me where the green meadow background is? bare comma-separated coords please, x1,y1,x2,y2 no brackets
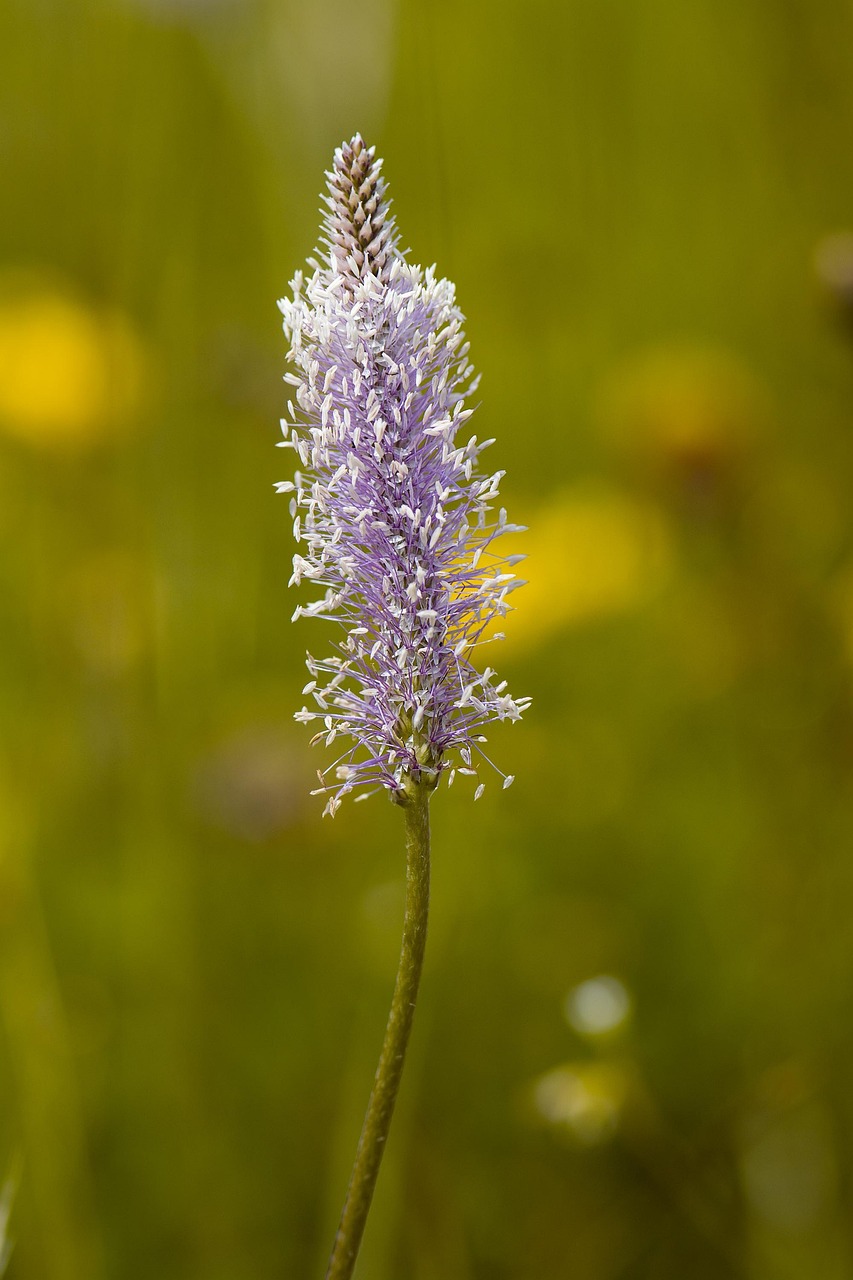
3,0,853,1276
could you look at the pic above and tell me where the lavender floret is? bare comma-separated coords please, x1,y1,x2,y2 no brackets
278,135,529,814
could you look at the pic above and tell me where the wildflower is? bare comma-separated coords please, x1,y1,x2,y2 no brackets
500,487,673,648
278,135,529,814
278,136,530,1280
0,278,146,449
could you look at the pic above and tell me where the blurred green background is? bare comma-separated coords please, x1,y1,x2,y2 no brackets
3,0,853,1276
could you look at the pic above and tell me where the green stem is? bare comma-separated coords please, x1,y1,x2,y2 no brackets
325,782,431,1280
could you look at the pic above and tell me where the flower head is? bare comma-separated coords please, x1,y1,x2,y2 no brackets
278,135,529,814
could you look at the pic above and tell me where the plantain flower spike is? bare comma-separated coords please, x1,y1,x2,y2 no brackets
278,135,529,815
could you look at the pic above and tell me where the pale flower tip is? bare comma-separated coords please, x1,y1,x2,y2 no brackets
503,775,515,790
474,783,485,801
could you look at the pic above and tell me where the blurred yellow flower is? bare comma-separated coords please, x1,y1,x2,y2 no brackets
597,344,768,496
0,279,147,449
533,1062,629,1145
501,487,673,651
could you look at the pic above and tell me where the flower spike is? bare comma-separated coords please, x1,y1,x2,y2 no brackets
279,135,529,814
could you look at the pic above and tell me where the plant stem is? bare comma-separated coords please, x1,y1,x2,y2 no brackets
325,782,431,1280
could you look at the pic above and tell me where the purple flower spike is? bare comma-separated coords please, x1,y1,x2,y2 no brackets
278,135,530,815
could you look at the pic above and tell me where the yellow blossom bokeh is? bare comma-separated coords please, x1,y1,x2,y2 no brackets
0,280,148,450
532,1061,630,1145
501,488,674,652
597,344,769,497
